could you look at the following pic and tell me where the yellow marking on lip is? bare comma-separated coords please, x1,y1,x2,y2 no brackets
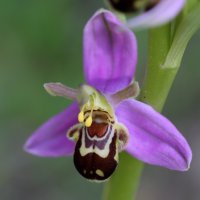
96,169,104,177
83,170,86,174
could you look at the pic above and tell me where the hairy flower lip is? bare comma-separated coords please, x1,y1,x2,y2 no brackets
24,9,192,172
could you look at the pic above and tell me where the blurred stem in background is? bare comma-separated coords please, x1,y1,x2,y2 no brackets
102,1,200,200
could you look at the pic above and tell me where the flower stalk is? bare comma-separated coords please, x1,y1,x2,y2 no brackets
139,23,172,112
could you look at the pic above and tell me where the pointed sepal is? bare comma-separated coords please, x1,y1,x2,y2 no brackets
44,83,77,101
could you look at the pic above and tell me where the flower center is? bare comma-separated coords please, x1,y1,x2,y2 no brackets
76,84,115,128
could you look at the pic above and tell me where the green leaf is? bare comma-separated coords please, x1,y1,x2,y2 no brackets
164,2,200,70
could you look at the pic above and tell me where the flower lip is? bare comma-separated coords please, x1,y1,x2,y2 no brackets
67,104,130,182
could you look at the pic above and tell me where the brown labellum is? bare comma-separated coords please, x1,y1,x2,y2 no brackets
67,111,129,182
74,125,118,182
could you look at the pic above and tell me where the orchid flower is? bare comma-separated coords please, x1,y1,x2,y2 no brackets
106,0,186,29
24,10,192,182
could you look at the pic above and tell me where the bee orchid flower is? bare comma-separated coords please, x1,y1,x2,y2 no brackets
24,10,192,182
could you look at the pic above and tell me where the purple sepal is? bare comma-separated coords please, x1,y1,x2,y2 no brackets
83,10,137,94
115,99,192,171
126,0,186,29
24,102,79,157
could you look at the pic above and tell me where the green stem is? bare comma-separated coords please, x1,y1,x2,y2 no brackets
138,24,172,112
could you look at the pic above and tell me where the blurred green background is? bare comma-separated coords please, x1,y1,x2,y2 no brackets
0,0,200,199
